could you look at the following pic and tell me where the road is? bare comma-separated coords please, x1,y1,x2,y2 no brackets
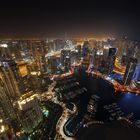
42,82,75,140
89,71,140,94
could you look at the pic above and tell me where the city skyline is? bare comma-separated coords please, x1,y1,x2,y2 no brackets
0,1,140,139
0,38,140,139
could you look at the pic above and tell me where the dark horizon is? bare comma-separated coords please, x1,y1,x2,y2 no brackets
0,1,140,40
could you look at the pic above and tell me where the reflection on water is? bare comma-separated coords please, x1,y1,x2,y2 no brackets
118,92,140,120
65,69,140,136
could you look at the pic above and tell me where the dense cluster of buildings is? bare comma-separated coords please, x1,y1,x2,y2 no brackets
0,37,140,139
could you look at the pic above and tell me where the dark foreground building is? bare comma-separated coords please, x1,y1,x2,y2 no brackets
76,120,140,140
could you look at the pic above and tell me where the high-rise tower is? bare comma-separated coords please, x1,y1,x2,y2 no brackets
0,60,22,99
107,48,117,74
123,57,137,85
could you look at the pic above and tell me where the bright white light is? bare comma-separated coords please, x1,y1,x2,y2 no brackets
0,44,8,48
31,71,38,75
104,45,111,49
96,50,103,55
105,76,111,80
0,125,5,133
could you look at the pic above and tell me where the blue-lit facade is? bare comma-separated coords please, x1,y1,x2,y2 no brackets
133,63,140,82
82,41,89,57
123,57,137,85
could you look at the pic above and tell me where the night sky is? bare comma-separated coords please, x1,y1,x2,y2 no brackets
0,0,140,39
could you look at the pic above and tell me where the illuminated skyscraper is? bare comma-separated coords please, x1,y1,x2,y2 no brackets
103,47,109,61
32,40,47,73
121,53,127,66
134,45,140,63
82,54,90,68
8,41,23,61
0,43,11,60
133,63,140,82
75,45,82,59
107,48,117,74
123,57,137,85
0,79,17,122
47,56,57,74
90,48,97,64
29,71,42,92
0,60,22,99
116,37,128,59
93,49,103,69
82,41,89,57
61,49,71,71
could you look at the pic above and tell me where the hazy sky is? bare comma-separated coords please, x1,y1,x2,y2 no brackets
0,0,140,39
